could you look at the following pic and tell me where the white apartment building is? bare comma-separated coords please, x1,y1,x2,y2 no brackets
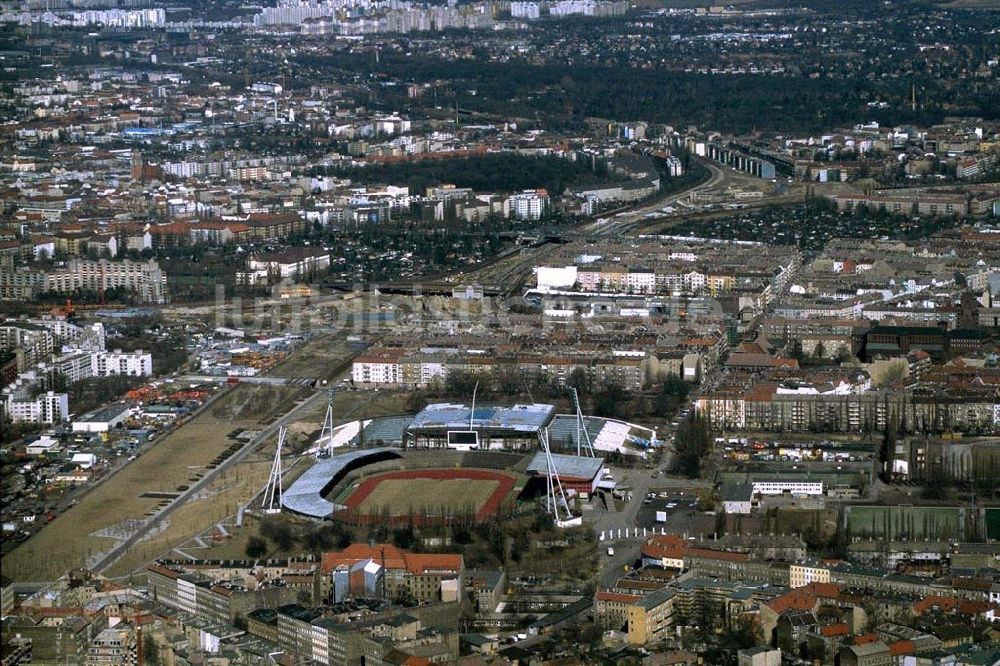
92,350,153,377
3,390,69,424
625,270,656,294
242,249,331,285
510,1,541,19
43,352,94,384
0,259,168,303
508,190,549,221
0,323,54,370
352,351,404,386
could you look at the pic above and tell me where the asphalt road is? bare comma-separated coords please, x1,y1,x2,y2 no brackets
587,464,660,588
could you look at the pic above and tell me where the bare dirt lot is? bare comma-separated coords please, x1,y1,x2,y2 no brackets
265,334,364,382
2,384,306,581
291,389,418,435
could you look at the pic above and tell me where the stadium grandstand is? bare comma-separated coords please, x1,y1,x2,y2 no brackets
307,409,655,457
405,403,556,450
350,415,413,446
281,448,400,518
542,414,656,456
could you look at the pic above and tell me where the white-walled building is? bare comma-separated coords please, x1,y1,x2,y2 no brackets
720,483,752,515
508,189,549,221
351,349,405,386
510,1,541,18
3,390,69,424
72,403,133,433
240,248,331,285
789,562,832,589
751,478,824,497
92,349,153,377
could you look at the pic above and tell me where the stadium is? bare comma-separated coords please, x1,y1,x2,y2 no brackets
273,400,657,526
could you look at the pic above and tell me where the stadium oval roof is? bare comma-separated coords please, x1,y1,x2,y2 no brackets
281,448,399,518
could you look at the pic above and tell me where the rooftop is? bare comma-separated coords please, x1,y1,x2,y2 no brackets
281,448,400,518
525,452,605,480
408,403,556,433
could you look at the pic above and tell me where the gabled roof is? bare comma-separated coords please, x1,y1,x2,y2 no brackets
321,544,462,576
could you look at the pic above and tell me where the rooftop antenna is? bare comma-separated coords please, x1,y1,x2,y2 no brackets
262,426,286,513
319,387,336,455
570,387,595,457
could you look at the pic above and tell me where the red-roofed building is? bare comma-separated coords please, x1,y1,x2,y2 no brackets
820,623,850,638
889,640,914,657
640,534,689,569
761,583,845,641
148,221,192,248
321,544,464,604
595,590,642,630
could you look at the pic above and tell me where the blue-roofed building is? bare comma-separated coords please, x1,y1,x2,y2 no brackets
406,403,556,451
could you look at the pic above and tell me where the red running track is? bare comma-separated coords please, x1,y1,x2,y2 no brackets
343,468,517,522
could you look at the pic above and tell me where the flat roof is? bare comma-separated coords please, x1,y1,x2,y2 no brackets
408,403,555,433
637,588,675,610
75,402,131,423
525,452,604,481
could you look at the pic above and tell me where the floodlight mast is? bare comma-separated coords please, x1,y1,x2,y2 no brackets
539,427,571,521
263,426,286,513
319,388,336,455
571,387,595,457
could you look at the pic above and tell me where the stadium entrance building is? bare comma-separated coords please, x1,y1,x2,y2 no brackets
525,452,605,497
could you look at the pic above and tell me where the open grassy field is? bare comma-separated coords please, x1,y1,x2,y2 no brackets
343,469,520,523
2,384,307,581
356,478,499,517
847,505,964,542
